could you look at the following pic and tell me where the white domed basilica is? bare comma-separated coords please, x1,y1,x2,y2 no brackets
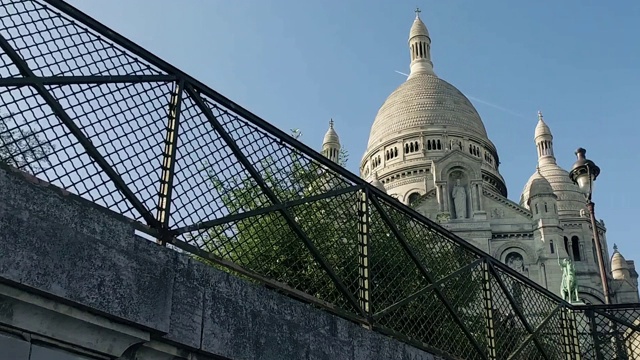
320,10,638,304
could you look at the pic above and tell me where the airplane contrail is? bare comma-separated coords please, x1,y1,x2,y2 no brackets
466,96,525,118
393,70,525,118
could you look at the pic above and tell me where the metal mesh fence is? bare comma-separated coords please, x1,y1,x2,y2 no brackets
1,1,639,359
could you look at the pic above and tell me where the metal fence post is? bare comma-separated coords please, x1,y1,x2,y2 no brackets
561,307,582,360
156,80,184,245
357,188,372,326
481,259,497,360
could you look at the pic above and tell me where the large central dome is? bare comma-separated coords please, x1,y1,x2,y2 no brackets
360,11,507,200
367,72,488,148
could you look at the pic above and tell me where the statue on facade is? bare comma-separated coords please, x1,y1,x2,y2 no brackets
506,252,525,275
558,252,579,302
451,179,467,219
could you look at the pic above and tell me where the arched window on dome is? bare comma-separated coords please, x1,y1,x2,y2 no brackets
427,141,432,150
469,144,473,154
394,147,398,157
571,236,581,261
408,192,421,206
415,141,419,152
437,139,442,150
431,139,436,149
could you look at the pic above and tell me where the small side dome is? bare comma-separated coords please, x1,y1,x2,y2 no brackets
612,244,631,280
369,172,387,193
530,173,554,196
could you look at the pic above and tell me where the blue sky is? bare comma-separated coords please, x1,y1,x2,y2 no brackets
67,0,640,260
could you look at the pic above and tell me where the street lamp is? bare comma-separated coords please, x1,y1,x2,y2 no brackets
569,148,610,304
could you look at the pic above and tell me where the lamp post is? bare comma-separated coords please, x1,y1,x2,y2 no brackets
569,148,611,304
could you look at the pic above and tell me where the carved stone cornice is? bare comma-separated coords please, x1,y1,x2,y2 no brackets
483,189,532,219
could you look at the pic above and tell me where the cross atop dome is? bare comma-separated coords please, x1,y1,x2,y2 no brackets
415,7,421,18
538,110,544,122
329,118,334,129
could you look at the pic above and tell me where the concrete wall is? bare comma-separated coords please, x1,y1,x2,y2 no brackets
0,165,440,360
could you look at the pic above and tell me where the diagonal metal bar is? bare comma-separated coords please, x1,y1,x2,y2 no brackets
507,305,562,360
487,260,551,360
369,194,488,360
0,33,161,230
185,84,364,316
0,75,177,87
373,258,483,319
593,308,640,334
43,0,572,309
172,184,363,235
156,79,184,244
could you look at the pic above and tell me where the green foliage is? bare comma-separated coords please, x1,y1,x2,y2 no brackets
194,129,484,357
0,113,54,173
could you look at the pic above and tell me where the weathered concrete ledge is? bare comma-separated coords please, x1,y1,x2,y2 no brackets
0,165,439,359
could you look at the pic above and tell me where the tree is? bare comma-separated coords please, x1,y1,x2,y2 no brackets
194,131,484,358
0,113,54,173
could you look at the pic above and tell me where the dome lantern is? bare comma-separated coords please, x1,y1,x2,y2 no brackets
408,8,434,77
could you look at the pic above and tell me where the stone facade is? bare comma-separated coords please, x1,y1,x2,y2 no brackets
0,164,440,360
322,10,638,304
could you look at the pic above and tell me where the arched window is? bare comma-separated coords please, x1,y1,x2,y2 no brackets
408,192,421,205
550,240,555,254
415,142,419,151
564,236,569,255
535,203,539,214
592,239,597,264
571,236,581,261
544,202,548,212
437,139,442,150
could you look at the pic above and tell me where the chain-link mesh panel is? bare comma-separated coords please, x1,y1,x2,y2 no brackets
0,85,142,218
6,1,640,359
189,211,334,300
489,272,536,358
169,92,271,230
0,48,20,77
438,261,488,356
374,197,480,282
368,198,427,315
375,287,483,360
207,100,356,202
46,82,172,215
575,307,640,360
0,0,164,77
534,310,568,359
286,190,363,313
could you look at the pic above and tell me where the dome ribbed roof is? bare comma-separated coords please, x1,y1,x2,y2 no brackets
410,16,429,39
521,164,585,213
367,73,488,148
323,119,340,145
528,172,554,196
535,118,552,139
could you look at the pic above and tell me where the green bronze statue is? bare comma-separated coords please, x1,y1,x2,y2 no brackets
558,252,579,302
